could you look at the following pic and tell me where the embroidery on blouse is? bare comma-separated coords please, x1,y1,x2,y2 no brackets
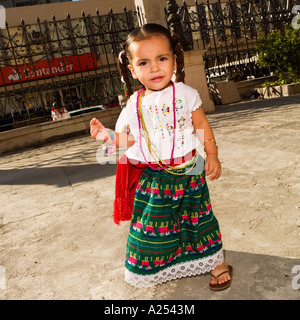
166,123,174,136
162,104,170,116
146,103,153,117
154,104,165,140
178,116,185,129
175,98,184,114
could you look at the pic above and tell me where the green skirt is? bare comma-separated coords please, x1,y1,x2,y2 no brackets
125,155,224,287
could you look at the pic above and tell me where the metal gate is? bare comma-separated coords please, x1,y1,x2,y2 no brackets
0,8,139,130
169,0,300,83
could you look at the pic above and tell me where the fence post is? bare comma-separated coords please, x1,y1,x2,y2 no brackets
134,0,168,27
184,50,215,113
166,0,191,51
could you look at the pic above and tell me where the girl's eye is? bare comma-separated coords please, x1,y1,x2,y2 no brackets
160,57,167,61
139,61,147,66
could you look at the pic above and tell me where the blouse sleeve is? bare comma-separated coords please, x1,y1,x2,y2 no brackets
115,96,136,132
115,107,129,133
181,83,202,112
190,89,202,112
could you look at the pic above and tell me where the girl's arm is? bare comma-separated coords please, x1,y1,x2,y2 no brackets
90,118,135,149
192,107,217,154
115,129,135,149
192,107,222,180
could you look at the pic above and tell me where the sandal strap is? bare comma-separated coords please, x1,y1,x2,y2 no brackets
211,268,231,283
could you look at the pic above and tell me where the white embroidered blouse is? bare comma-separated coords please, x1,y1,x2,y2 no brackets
115,82,202,162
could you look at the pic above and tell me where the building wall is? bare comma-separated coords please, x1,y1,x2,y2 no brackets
5,0,136,26
2,0,72,8
4,0,224,28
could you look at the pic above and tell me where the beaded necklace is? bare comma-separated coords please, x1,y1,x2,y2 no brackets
136,82,176,171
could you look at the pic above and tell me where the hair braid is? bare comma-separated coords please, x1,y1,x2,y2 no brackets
172,34,185,83
118,50,133,99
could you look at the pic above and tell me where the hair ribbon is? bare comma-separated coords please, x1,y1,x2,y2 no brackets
118,50,126,64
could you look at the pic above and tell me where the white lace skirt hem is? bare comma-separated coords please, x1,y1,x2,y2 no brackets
125,249,224,288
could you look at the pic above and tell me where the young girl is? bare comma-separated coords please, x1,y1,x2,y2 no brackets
90,23,232,291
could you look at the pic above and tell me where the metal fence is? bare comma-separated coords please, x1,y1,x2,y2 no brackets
175,0,300,83
0,8,139,130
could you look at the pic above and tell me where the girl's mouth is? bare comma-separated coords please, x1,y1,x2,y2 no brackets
150,76,164,82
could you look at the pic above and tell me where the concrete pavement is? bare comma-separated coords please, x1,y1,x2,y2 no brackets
0,94,300,300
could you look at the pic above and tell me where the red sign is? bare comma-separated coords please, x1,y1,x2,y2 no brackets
0,53,97,86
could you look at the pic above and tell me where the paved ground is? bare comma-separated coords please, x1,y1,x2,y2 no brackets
0,94,300,300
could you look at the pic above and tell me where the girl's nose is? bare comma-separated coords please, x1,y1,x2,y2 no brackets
150,62,159,72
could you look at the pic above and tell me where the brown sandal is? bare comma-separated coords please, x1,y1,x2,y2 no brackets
209,265,233,291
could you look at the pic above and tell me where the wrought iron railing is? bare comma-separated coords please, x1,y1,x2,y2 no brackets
0,8,139,130
168,0,300,84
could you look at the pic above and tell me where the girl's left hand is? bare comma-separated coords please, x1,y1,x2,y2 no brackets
204,154,222,181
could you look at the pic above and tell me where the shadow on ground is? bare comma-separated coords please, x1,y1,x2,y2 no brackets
0,163,118,188
152,250,300,300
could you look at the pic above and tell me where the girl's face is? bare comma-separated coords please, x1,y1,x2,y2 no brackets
128,35,176,96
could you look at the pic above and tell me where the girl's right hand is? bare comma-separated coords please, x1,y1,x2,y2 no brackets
90,117,108,143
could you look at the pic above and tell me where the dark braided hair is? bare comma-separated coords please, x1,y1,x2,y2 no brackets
172,33,185,83
118,23,185,100
118,50,133,98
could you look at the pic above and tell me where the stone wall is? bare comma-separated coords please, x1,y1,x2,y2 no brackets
0,108,121,154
